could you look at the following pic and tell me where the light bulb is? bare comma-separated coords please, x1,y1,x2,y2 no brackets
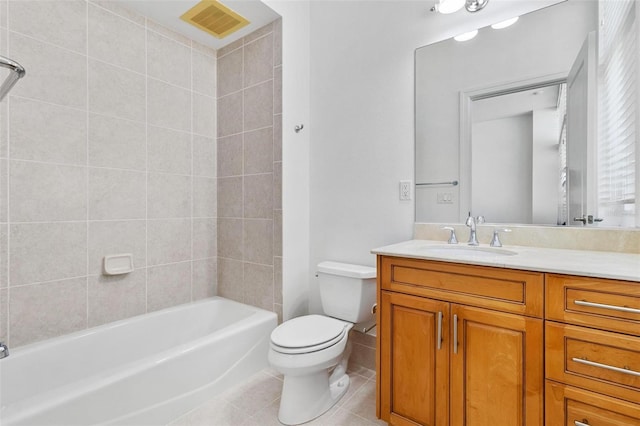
436,0,465,14
491,16,519,29
454,29,478,42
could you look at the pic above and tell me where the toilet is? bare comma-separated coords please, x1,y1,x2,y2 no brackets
268,261,377,425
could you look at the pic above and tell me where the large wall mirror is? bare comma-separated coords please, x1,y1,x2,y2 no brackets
415,0,639,228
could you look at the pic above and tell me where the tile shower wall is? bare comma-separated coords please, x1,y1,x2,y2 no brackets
216,20,283,320
0,1,217,347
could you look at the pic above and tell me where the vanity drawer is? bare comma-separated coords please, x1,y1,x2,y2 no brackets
546,274,640,336
378,256,544,317
546,381,640,426
546,322,640,403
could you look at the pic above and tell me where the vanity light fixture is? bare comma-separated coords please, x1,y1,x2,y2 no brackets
454,29,479,41
491,16,519,29
431,0,489,14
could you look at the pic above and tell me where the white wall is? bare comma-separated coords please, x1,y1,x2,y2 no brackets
270,0,585,316
472,114,533,223
532,109,561,224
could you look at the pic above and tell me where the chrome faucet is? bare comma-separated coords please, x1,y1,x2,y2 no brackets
465,213,485,246
0,341,8,359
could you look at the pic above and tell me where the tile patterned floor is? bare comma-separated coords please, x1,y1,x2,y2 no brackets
168,366,386,426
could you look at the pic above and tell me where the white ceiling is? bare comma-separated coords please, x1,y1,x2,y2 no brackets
118,0,281,49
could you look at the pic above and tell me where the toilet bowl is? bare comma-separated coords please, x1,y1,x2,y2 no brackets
268,262,376,425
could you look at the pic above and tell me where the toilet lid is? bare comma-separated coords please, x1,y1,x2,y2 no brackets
270,315,349,353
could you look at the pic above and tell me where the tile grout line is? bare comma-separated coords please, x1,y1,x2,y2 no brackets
85,0,90,330
144,16,149,314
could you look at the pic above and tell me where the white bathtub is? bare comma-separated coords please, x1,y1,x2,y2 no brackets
0,297,278,426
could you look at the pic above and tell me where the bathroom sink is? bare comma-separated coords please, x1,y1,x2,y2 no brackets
418,245,518,257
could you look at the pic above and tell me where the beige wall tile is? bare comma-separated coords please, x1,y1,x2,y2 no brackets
218,218,243,260
147,262,191,312
217,134,243,177
243,23,273,44
0,224,6,289
89,59,146,122
0,159,6,223
244,219,273,265
89,168,146,220
10,161,87,222
0,0,6,28
273,161,282,210
217,257,243,302
88,3,145,73
243,262,273,311
88,0,145,26
192,258,216,300
217,38,243,59
274,66,282,115
244,173,273,219
193,93,216,137
217,48,243,97
217,92,243,137
193,218,217,259
218,176,243,218
147,173,192,219
273,114,282,162
147,218,192,266
88,220,146,274
88,113,146,170
10,223,87,286
0,288,6,343
147,30,191,89
0,97,6,159
274,19,282,67
9,0,86,54
244,81,273,131
244,34,273,87
192,49,217,97
9,277,87,347
193,136,216,178
147,126,192,175
9,33,87,108
193,176,217,218
244,127,273,174
147,79,191,132
274,256,282,304
88,270,146,327
274,209,282,257
146,19,192,46
10,98,87,165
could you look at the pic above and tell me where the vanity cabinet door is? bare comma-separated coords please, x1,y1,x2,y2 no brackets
450,304,544,426
379,291,450,426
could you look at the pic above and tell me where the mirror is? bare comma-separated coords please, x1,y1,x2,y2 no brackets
415,0,639,227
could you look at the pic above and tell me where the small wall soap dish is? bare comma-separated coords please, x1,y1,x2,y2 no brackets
103,254,134,275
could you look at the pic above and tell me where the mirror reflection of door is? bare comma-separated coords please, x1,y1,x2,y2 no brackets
471,83,566,225
566,31,598,226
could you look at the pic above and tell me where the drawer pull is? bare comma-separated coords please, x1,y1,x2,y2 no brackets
453,314,458,354
572,357,640,377
437,311,443,350
574,299,640,315
574,421,589,426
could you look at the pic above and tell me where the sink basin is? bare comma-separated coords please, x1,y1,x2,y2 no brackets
419,245,518,257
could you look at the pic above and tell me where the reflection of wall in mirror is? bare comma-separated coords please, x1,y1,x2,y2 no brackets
415,1,598,223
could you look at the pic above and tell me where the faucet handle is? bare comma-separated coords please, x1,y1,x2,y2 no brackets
476,215,485,225
490,228,511,247
442,226,458,244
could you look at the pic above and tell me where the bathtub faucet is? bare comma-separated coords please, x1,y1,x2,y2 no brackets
0,341,8,359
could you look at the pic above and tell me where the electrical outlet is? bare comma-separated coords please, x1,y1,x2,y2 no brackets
399,180,412,201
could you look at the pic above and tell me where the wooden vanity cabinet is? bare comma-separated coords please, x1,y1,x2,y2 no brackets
377,256,544,426
545,274,640,426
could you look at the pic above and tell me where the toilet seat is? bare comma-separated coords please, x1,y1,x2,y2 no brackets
270,315,350,355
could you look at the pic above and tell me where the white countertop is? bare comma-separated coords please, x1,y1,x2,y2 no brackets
371,240,640,283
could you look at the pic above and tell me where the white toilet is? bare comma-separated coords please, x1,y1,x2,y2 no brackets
268,261,377,425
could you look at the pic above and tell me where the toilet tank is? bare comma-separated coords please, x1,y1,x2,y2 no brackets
317,261,377,323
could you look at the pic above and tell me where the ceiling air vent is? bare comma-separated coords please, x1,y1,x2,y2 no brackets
180,1,250,39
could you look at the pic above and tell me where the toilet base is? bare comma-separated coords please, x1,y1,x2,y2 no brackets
277,370,350,425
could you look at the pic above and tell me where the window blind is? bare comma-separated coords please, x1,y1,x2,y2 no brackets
597,0,637,227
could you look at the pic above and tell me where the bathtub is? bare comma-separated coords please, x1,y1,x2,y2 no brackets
0,297,278,426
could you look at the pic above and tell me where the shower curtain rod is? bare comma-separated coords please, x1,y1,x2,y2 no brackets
0,55,26,101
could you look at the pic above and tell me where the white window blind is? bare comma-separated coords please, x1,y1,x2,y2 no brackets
598,0,638,227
